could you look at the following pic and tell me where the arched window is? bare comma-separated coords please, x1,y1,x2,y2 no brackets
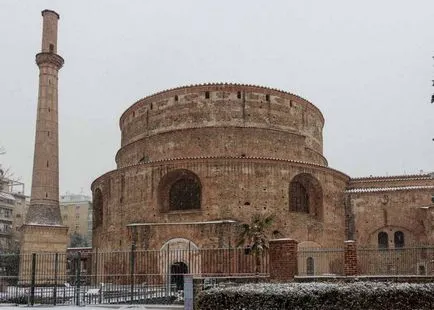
158,169,201,212
306,257,315,276
169,178,201,211
290,182,309,213
289,173,323,218
394,231,404,248
378,232,388,249
93,188,103,229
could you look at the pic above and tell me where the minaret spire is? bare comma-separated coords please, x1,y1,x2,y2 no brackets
20,9,68,285
26,9,64,225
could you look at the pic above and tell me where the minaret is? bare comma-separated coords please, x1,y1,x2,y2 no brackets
26,9,64,225
20,9,68,284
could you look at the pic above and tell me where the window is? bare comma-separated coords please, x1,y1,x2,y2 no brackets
49,44,54,52
174,95,178,101
394,231,404,248
290,182,309,213
289,173,323,218
169,178,201,211
378,232,388,249
2,209,11,218
158,169,202,212
265,94,270,101
93,188,103,228
205,91,210,99
418,264,426,275
237,91,242,99
306,257,314,276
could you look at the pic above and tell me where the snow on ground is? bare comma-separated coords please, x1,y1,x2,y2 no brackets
0,305,182,310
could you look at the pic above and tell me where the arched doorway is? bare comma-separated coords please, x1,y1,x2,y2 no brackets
170,261,188,290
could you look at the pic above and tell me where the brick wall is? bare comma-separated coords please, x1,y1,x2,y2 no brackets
269,238,298,281
344,240,357,276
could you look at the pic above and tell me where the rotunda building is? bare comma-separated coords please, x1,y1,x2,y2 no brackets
91,83,350,253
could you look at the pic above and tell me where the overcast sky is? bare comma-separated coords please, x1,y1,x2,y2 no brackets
0,0,433,196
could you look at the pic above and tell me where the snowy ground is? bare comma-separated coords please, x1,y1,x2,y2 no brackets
0,305,183,310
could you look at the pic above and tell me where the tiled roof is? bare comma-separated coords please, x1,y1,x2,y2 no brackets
350,174,433,182
346,185,434,193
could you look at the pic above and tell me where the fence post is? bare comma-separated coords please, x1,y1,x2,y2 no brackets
94,248,98,285
130,243,136,304
30,253,36,306
53,253,58,305
269,238,298,281
344,240,358,276
75,252,81,306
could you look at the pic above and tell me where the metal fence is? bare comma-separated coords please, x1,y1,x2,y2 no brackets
297,248,344,276
3,245,434,305
357,246,434,275
297,245,434,277
0,247,268,306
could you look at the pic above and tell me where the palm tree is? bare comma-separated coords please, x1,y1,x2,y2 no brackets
236,213,281,274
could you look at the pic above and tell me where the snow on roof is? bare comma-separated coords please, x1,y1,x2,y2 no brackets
126,220,238,227
346,185,434,193
0,191,16,201
350,174,433,182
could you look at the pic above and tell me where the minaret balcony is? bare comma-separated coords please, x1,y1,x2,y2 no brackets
35,52,64,69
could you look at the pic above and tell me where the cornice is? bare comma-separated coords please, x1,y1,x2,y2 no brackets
91,155,349,189
115,125,325,164
119,82,324,127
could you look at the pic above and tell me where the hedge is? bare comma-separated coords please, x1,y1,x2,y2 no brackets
196,282,434,310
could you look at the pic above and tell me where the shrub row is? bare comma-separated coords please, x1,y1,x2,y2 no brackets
196,282,434,310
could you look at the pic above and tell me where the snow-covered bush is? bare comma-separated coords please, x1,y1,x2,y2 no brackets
196,282,434,310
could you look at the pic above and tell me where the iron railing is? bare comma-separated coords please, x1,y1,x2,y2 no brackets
0,247,268,305
297,248,345,276
357,246,434,275
2,245,434,305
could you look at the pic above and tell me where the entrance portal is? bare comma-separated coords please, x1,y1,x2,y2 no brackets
170,262,188,290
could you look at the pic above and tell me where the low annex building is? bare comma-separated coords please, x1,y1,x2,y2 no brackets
91,83,434,275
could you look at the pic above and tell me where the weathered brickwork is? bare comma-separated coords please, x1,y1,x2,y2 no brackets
346,175,434,246
117,85,326,167
19,9,68,284
92,157,349,251
343,240,357,276
269,239,298,281
92,83,434,279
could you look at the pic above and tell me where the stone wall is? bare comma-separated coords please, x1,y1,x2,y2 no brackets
346,175,434,246
92,158,349,251
117,84,326,166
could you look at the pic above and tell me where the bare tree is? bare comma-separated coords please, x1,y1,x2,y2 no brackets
0,146,20,192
